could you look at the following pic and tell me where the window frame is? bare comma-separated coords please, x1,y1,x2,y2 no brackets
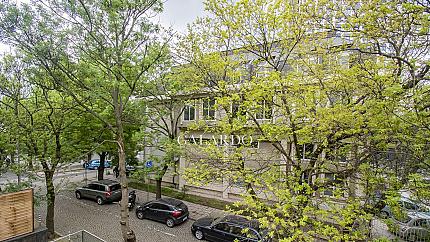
202,98,216,120
183,103,196,121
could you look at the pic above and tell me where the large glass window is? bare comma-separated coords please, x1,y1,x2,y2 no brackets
183,105,195,121
203,98,216,120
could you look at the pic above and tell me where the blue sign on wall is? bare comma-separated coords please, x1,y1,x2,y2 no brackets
145,160,153,168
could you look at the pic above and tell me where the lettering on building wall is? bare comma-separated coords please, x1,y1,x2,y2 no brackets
177,134,259,148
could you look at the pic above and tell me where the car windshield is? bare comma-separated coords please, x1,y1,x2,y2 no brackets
109,184,121,191
209,211,229,226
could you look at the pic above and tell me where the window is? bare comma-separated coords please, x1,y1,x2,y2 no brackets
255,100,273,120
150,203,170,211
88,184,98,190
323,173,336,196
214,223,230,232
298,143,313,160
109,184,121,191
229,225,243,236
203,98,216,120
323,173,345,197
183,104,195,121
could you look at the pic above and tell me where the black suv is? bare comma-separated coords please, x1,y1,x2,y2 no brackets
75,180,122,205
191,214,270,242
135,198,189,227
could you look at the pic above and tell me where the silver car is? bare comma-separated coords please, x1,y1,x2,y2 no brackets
392,212,430,241
381,197,430,219
75,180,122,205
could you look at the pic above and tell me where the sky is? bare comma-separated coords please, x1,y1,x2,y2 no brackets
158,0,206,34
0,0,206,54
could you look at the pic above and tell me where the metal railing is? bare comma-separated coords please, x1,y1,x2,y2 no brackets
53,230,106,242
390,227,430,242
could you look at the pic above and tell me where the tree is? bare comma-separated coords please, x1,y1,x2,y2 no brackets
0,54,31,183
175,0,428,240
318,0,430,204
0,54,84,238
133,60,199,199
0,1,169,240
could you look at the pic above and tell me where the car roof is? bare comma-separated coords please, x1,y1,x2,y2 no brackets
155,198,184,206
220,215,260,230
90,179,119,185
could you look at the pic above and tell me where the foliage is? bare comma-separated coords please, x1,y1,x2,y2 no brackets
0,0,169,240
0,180,43,207
175,0,429,241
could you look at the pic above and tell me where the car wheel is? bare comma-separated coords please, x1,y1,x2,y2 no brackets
380,211,389,219
96,197,104,205
166,218,175,228
194,229,204,240
75,192,81,199
136,210,145,220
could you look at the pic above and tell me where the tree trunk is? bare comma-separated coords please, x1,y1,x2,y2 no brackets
113,88,135,242
45,170,55,239
155,178,162,199
155,165,169,199
98,152,106,181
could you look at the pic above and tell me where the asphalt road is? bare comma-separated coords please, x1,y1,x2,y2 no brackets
36,189,200,242
11,165,401,242
29,167,201,242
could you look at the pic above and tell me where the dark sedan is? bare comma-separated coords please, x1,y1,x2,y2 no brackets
135,198,189,227
191,214,269,242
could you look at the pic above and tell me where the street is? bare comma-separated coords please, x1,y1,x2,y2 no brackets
36,190,200,242
5,165,403,242
30,166,210,242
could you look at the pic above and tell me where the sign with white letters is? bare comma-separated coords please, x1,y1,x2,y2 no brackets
177,134,259,148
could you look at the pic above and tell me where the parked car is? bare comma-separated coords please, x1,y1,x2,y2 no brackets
135,198,189,227
191,214,270,242
75,180,122,205
391,212,430,241
380,197,430,219
85,160,112,170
